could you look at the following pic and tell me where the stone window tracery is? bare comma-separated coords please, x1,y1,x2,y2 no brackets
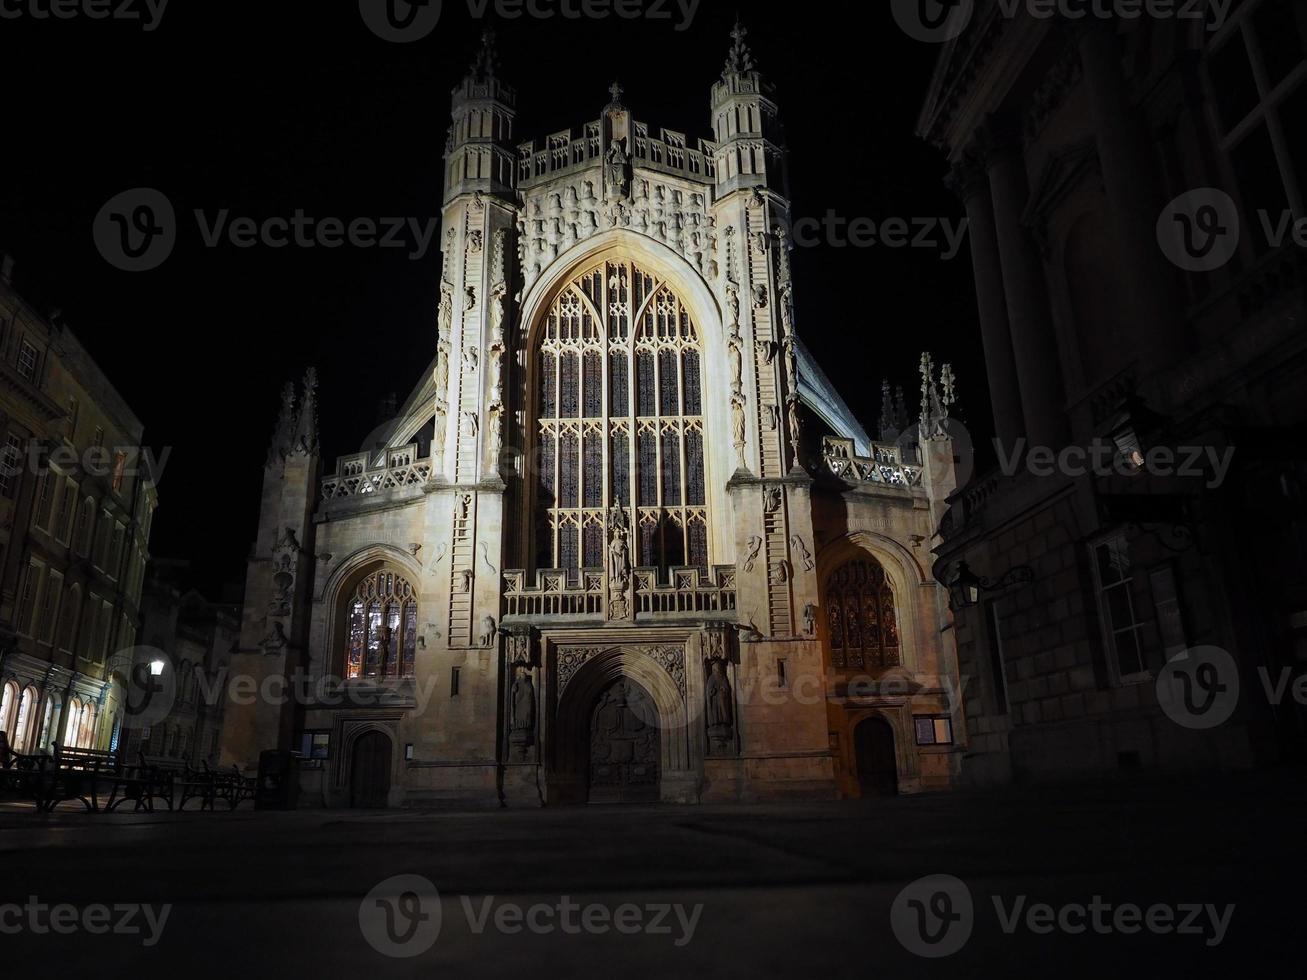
535,259,709,572
345,570,418,680
825,558,900,670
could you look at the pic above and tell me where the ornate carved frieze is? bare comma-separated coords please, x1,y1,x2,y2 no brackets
518,175,718,291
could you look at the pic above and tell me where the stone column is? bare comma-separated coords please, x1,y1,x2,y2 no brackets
947,148,1025,449
985,119,1068,450
1074,22,1184,372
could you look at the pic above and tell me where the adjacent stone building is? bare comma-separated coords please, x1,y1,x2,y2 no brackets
0,255,158,757
221,28,967,807
919,1,1307,782
120,560,240,765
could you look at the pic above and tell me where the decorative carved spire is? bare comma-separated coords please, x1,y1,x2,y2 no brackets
607,80,625,108
291,367,319,456
918,352,956,440
723,17,756,79
267,382,297,466
469,27,499,82
879,379,895,441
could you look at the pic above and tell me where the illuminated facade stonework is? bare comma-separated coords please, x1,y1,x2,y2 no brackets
221,29,966,807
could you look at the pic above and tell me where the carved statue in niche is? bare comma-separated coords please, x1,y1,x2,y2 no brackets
509,662,536,754
434,402,448,455
463,349,479,373
468,230,483,254
438,280,454,336
790,535,815,572
705,658,734,754
605,137,631,200
767,404,780,432
487,403,504,459
464,412,479,437
480,616,498,648
728,328,744,393
461,569,474,594
802,602,816,636
489,283,508,349
607,504,632,620
752,284,768,309
764,486,783,514
786,395,803,467
730,392,747,466
465,286,477,311
725,282,740,327
756,339,778,364
458,494,472,521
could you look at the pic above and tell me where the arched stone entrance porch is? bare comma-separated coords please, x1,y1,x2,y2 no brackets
547,645,696,805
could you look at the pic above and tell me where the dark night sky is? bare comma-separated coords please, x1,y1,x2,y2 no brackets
0,0,982,595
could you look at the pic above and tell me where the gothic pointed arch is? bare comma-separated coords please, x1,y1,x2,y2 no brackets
528,253,713,575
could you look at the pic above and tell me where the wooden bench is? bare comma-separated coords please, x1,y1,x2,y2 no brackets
0,734,51,805
201,759,257,810
40,745,142,812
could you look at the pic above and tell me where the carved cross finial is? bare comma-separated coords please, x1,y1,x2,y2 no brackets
724,16,756,77
608,80,624,105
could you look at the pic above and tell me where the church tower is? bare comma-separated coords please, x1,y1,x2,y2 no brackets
711,21,818,643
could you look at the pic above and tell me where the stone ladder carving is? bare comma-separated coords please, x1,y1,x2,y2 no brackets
456,210,486,484
761,487,792,637
746,209,783,478
447,494,477,646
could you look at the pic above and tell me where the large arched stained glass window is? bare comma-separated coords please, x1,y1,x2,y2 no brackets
535,260,708,573
825,558,900,670
345,570,418,680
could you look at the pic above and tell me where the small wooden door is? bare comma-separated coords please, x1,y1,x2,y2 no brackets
350,731,392,808
854,717,898,796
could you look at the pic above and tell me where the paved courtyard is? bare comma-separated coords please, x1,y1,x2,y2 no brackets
3,772,1301,977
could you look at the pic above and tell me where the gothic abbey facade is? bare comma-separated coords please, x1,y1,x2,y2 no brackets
220,28,965,807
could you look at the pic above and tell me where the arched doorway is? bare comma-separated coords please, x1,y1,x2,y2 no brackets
853,717,898,796
350,731,392,808
588,677,660,804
